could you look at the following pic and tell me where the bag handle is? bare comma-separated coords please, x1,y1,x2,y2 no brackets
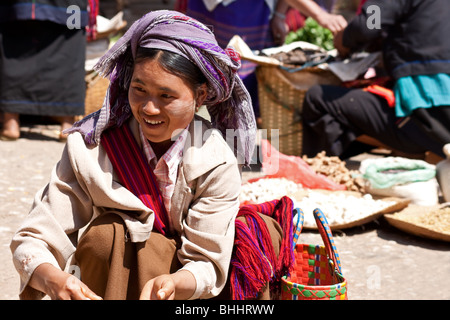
313,208,343,275
292,207,343,275
292,207,304,250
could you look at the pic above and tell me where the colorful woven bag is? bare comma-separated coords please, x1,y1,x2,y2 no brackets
281,208,348,300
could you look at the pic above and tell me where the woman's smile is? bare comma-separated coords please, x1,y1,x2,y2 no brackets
143,119,163,125
142,118,165,128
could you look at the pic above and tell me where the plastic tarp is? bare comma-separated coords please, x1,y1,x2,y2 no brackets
258,139,346,191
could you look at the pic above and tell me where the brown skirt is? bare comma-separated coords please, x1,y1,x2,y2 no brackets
74,213,282,300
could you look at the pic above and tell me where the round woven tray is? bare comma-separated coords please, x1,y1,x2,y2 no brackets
384,204,450,242
289,189,410,230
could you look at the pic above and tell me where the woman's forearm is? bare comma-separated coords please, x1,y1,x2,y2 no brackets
28,263,56,295
29,263,102,300
285,0,324,21
173,269,197,300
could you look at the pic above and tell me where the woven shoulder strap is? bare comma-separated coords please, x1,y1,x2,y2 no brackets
101,124,170,235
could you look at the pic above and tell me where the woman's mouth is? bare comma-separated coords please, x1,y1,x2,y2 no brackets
144,118,164,125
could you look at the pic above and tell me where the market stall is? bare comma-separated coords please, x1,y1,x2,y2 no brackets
240,141,448,241
232,34,449,243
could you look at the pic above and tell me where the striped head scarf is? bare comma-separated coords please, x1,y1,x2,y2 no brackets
67,10,256,165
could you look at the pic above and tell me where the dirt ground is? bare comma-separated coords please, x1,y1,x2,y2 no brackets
1,120,449,300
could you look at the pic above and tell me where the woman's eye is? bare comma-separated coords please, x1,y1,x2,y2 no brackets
161,93,173,99
133,86,146,93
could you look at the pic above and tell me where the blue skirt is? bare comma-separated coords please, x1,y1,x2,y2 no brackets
0,20,86,116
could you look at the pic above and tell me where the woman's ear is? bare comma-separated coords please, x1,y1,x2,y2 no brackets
195,83,208,107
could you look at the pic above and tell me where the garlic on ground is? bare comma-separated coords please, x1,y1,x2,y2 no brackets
240,178,302,204
293,191,395,228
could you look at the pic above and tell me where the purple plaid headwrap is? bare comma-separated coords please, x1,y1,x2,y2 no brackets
67,10,256,165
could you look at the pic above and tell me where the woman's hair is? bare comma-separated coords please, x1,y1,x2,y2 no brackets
135,47,207,94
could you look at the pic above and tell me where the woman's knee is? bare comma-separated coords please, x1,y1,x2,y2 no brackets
236,214,282,256
258,214,283,256
304,85,323,104
76,213,124,264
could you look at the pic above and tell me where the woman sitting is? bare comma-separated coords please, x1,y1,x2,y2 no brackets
10,10,294,300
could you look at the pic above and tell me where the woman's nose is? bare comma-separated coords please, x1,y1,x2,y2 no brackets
142,99,160,114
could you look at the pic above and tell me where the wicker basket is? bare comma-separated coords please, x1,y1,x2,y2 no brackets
281,208,348,300
256,65,341,156
281,243,348,300
84,72,110,116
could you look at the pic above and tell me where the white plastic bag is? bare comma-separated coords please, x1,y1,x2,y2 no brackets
360,157,439,206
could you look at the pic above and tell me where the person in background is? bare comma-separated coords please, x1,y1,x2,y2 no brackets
0,0,96,141
10,10,292,300
183,0,289,127
183,0,346,127
301,0,450,162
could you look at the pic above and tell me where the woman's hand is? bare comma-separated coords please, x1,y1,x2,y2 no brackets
271,13,289,46
333,29,351,58
29,263,102,300
140,270,196,300
140,274,176,300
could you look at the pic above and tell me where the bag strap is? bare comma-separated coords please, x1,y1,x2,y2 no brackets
292,207,343,275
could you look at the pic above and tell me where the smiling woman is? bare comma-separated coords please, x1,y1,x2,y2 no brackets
9,10,293,301
128,49,208,153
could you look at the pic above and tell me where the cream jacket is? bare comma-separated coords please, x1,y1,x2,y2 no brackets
10,115,241,300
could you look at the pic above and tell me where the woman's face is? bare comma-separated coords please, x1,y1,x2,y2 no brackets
128,58,206,144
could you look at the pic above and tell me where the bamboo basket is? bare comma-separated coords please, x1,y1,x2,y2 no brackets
84,72,110,117
256,66,341,156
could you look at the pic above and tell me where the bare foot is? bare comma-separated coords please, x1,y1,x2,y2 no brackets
59,116,75,141
0,113,20,140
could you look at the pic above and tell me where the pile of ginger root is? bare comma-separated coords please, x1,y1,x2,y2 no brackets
302,151,365,193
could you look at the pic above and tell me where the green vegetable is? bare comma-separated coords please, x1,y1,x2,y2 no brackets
285,17,334,51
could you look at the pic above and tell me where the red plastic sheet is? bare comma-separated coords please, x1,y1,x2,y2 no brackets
254,139,346,191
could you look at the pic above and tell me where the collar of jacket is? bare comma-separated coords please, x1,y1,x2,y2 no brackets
128,115,234,183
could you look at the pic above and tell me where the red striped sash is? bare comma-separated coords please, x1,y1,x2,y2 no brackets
101,124,170,235
100,124,294,300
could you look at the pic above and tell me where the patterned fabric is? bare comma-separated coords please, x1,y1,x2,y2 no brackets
139,125,188,215
87,0,99,40
231,196,295,300
101,124,170,235
185,0,274,120
66,10,256,166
